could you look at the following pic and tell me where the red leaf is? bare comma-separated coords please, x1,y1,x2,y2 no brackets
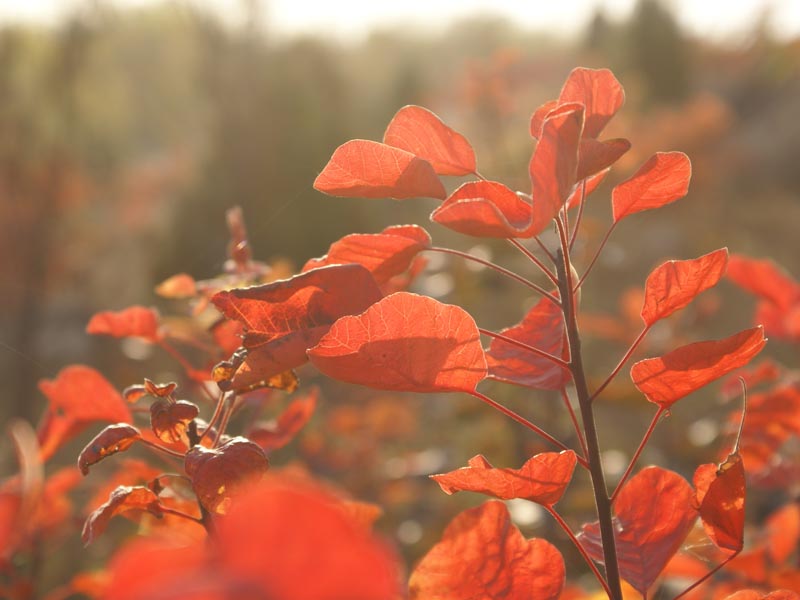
37,365,132,461
155,273,197,299
301,224,430,286
409,500,565,600
86,306,162,342
558,67,625,138
82,485,163,545
486,297,570,390
430,180,531,238
247,388,318,452
612,152,692,222
308,292,487,393
529,99,560,139
212,264,383,391
150,399,199,446
631,327,766,409
313,139,446,200
693,453,746,553
765,503,800,564
727,254,800,311
578,466,697,595
577,137,631,181
526,103,584,235
383,105,476,176
566,168,609,210
184,437,268,515
641,248,729,326
78,424,142,476
431,450,576,506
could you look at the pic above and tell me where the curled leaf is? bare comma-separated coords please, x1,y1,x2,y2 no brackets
86,306,162,342
631,327,766,409
308,292,487,393
693,453,746,553
641,248,728,326
431,450,576,506
383,105,476,176
314,139,445,200
430,180,531,238
409,501,565,600
612,152,692,222
78,424,141,475
82,485,163,545
150,399,199,446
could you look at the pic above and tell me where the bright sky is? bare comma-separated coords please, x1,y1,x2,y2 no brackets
1,0,798,42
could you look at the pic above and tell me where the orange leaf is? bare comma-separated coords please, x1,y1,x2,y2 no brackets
529,99,560,138
247,388,318,452
308,292,487,393
486,297,570,390
641,248,729,326
86,306,162,342
155,273,197,299
631,327,766,409
430,180,531,238
612,152,692,222
302,224,430,286
566,168,609,210
313,139,446,200
409,500,565,600
78,424,142,475
212,264,383,391
526,103,584,235
82,485,163,545
765,502,800,564
431,450,576,506
577,137,630,180
37,365,132,461
383,105,476,176
184,437,268,515
150,399,199,446
693,453,746,552
558,67,625,138
578,467,697,595
727,254,800,311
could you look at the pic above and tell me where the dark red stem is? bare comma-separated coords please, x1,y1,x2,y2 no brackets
610,408,665,504
591,326,650,402
672,550,740,600
507,238,559,284
478,328,570,370
575,222,617,291
560,387,588,459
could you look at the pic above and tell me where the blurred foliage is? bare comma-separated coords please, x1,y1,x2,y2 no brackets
1,0,799,594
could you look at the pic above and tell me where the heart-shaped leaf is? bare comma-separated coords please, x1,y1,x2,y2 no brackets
631,327,766,409
431,450,576,506
308,292,487,393
612,152,692,222
82,485,163,545
409,500,565,600
78,424,141,475
430,180,531,238
641,248,728,326
314,139,446,200
383,105,476,176
86,306,162,343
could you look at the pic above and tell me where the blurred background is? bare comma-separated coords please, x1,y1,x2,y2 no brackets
1,0,799,594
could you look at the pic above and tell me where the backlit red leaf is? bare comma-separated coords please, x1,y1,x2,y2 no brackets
212,264,383,391
82,485,163,545
486,297,570,390
631,327,766,409
308,292,487,393
247,388,318,452
566,169,609,210
37,365,132,461
526,103,584,235
155,273,197,299
558,67,625,138
430,180,531,238
78,424,141,475
150,399,199,446
86,306,162,342
184,436,268,515
302,224,430,286
431,450,576,506
578,466,697,595
765,503,800,564
641,248,728,326
727,254,800,311
693,453,746,553
383,105,476,176
313,139,446,200
529,99,560,139
409,500,565,600
577,137,630,181
612,152,691,222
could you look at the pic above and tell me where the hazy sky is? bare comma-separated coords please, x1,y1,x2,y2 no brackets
2,0,798,42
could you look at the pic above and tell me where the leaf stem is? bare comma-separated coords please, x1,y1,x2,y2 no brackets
569,180,587,251
533,234,558,264
158,340,217,403
590,326,651,402
472,170,488,181
546,507,612,598
671,550,740,600
555,216,623,600
469,390,587,467
560,387,588,459
478,328,570,370
198,391,229,445
575,222,617,292
610,408,665,504
139,437,186,459
428,247,561,305
158,505,204,524
507,239,559,284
